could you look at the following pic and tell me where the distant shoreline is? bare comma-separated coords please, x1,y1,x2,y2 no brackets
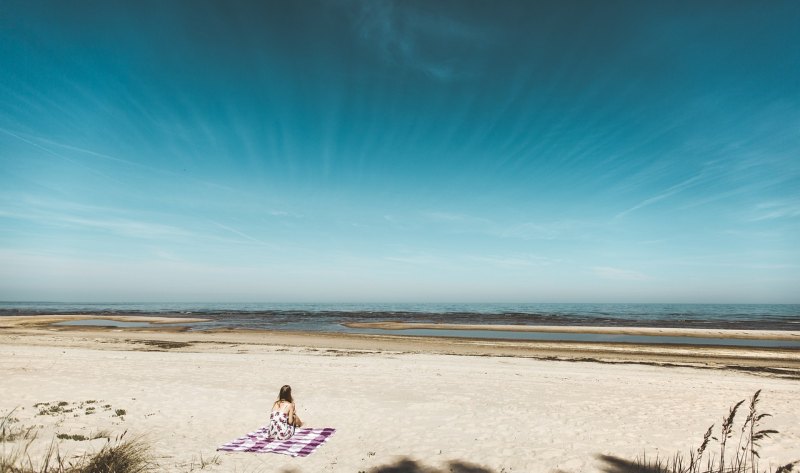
3,313,800,348
2,315,799,376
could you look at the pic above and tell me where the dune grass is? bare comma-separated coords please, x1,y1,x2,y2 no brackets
74,436,152,473
601,390,798,473
1,427,153,473
0,411,36,443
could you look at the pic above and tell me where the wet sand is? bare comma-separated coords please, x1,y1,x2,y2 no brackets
2,315,800,373
0,314,211,327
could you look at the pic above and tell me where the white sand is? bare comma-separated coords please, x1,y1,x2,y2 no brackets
1,324,799,472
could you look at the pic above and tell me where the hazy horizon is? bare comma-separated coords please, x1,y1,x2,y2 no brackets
2,299,799,307
2,1,799,303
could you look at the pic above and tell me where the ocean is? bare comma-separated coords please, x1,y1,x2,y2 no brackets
1,301,798,331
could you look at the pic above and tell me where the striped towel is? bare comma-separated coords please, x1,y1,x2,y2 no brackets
217,426,336,457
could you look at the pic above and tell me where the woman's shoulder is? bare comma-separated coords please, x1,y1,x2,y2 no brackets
272,400,292,410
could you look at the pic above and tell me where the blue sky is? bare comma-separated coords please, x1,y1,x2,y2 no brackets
1,1,799,303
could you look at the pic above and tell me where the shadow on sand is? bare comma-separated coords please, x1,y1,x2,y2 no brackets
368,459,495,473
596,454,667,473
281,458,496,473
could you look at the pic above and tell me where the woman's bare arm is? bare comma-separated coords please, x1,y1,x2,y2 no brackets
290,403,303,427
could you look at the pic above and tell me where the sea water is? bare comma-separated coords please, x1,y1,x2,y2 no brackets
2,302,798,331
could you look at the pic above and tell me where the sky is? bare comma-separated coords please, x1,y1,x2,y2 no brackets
1,0,799,303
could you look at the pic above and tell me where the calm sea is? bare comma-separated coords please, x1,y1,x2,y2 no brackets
1,302,798,332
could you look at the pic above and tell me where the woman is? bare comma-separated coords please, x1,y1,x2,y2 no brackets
267,385,303,440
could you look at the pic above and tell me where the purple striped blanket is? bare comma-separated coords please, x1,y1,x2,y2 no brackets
217,426,336,457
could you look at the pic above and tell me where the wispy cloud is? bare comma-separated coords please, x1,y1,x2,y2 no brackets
492,221,582,240
262,209,303,219
207,220,272,246
382,249,560,271
59,215,192,239
0,127,235,193
614,132,800,219
349,1,487,81
747,200,800,221
644,248,800,270
383,254,442,266
423,211,484,223
0,193,296,254
0,127,125,185
615,173,706,219
466,253,559,269
0,205,194,240
591,266,650,281
422,211,585,241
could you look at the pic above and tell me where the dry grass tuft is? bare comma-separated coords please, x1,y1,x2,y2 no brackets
600,390,798,473
77,435,152,473
1,428,154,473
0,411,36,443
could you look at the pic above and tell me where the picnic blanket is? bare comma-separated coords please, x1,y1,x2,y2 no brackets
217,426,336,457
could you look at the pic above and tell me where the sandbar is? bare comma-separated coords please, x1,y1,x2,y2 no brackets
344,321,800,341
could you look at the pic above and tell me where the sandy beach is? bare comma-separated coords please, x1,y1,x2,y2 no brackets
2,316,799,472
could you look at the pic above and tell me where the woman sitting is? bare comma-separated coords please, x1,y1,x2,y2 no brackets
267,385,303,440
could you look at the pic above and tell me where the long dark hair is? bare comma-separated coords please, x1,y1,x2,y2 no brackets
278,385,293,403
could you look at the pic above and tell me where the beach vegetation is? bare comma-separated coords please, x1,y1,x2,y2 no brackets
197,453,219,470
1,430,153,473
134,340,191,350
31,402,123,420
53,430,110,444
184,452,220,471
0,411,36,443
92,431,110,441
599,390,798,473
55,434,88,442
34,403,73,417
75,435,152,473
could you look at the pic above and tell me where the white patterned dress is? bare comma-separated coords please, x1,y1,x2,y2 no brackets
267,409,295,440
